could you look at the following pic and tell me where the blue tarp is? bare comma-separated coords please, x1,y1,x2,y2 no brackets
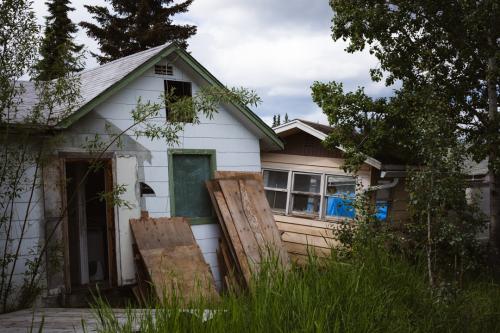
326,195,355,218
326,196,389,221
375,201,388,221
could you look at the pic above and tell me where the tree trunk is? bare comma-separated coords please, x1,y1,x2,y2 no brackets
487,50,499,265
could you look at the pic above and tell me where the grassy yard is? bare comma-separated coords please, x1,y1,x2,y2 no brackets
92,244,500,333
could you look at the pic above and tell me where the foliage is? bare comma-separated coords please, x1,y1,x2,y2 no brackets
80,0,197,64
325,0,499,255
312,1,494,283
89,246,500,333
36,0,84,80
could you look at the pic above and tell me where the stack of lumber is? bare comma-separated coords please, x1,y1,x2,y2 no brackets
274,215,341,265
129,212,218,303
206,171,290,291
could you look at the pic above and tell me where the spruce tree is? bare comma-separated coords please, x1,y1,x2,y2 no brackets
284,113,289,123
80,0,197,64
277,114,281,126
272,115,277,127
36,0,83,81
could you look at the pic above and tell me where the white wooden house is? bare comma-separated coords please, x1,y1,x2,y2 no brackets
3,43,283,305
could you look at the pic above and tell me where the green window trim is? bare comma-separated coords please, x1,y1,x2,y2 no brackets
168,149,217,225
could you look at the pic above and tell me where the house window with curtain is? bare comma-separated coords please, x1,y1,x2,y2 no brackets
263,170,289,212
324,175,356,219
291,173,321,216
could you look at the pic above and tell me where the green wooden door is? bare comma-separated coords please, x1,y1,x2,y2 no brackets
169,150,215,224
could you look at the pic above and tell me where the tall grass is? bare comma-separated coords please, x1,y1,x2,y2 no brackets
91,240,500,333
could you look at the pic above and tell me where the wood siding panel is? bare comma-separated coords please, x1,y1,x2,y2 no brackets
277,132,343,158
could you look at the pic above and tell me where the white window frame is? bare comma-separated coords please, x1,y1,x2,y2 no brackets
262,168,358,221
323,174,357,220
290,171,323,218
263,169,291,213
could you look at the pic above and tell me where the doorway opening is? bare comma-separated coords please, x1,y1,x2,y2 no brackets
65,159,116,290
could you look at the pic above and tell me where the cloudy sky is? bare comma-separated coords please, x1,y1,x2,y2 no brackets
32,0,392,125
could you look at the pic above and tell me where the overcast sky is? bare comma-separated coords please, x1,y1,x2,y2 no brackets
32,0,392,125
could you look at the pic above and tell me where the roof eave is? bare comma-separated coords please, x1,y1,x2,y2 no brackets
274,119,382,169
56,43,178,129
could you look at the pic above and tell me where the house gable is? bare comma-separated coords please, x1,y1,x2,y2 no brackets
276,131,344,158
57,43,283,151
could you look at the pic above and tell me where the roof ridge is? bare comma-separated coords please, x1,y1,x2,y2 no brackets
80,43,170,74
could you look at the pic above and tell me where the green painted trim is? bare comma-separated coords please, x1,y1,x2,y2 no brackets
168,149,217,225
55,43,283,150
189,217,217,225
56,44,177,129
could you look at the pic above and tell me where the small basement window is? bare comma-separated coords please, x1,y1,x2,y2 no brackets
164,80,194,122
140,182,156,197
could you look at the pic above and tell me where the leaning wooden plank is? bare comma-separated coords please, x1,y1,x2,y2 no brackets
218,179,262,271
129,216,218,303
130,216,195,251
238,179,268,252
213,188,253,284
281,232,340,249
206,181,243,277
219,238,242,292
242,179,290,266
140,245,218,303
214,171,263,183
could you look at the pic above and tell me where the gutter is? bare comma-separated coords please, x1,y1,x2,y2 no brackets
365,177,400,192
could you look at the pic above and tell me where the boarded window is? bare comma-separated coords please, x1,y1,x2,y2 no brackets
164,80,193,122
171,153,214,223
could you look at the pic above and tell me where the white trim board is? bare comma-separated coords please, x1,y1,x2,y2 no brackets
273,120,382,169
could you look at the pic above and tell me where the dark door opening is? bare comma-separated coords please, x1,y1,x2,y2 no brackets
65,160,115,289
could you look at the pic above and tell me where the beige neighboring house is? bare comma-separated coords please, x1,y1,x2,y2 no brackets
261,119,410,223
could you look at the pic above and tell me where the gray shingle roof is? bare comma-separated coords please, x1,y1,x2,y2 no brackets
9,44,169,126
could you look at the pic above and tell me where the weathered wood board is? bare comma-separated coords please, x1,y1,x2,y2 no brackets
274,214,344,265
129,215,218,303
140,245,218,302
206,173,290,289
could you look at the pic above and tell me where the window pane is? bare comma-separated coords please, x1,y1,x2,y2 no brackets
325,175,355,196
265,190,287,211
293,173,321,193
292,194,320,214
263,170,288,189
325,196,355,218
172,154,212,218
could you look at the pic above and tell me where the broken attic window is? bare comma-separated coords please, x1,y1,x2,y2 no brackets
140,182,156,197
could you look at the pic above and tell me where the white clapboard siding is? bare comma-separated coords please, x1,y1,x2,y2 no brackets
55,60,263,288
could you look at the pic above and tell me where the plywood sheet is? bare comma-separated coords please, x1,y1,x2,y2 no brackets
130,216,195,251
141,245,218,302
129,216,218,303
